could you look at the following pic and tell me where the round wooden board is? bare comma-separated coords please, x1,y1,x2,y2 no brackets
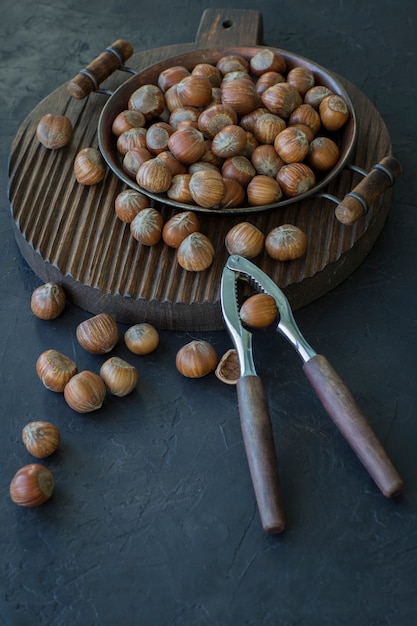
8,9,394,331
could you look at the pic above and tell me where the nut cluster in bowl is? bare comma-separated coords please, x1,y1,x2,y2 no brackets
111,48,351,211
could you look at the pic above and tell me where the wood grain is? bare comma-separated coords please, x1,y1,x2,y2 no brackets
8,9,395,330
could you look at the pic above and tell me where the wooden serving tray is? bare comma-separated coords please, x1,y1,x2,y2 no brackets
8,9,396,331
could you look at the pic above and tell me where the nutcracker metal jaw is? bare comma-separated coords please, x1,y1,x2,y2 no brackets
221,255,404,534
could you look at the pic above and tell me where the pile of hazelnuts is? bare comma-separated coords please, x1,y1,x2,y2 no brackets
112,47,350,211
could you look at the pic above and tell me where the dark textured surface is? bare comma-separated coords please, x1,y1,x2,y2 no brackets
1,1,416,625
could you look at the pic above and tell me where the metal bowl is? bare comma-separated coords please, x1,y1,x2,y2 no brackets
97,45,357,214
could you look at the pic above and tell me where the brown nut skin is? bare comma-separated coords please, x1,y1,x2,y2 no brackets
22,421,61,459
36,114,73,149
74,147,106,185
100,357,138,397
128,83,165,120
265,224,308,261
112,110,146,137
122,148,152,178
31,282,66,320
307,136,340,172
197,104,238,138
246,175,283,206
319,94,349,131
76,313,119,355
162,211,201,248
64,370,107,413
249,48,286,76
251,144,285,178
288,103,321,135
240,293,278,328
166,174,193,204
304,85,333,110
10,464,55,507
225,222,265,258
130,208,163,246
273,127,310,164
36,349,78,392
261,82,302,118
124,323,160,355
221,155,256,188
210,124,247,158
189,169,225,208
276,162,316,197
221,77,260,116
219,178,246,209
217,54,250,75
286,66,315,96
115,189,148,223
176,340,218,378
176,75,213,108
191,63,222,87
157,65,190,92
168,127,207,165
136,157,172,193
116,127,147,156
177,232,215,272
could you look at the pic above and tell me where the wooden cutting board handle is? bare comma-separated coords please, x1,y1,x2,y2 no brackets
67,39,134,99
195,8,263,48
335,156,402,224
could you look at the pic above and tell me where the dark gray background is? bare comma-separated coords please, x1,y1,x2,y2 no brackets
1,1,416,624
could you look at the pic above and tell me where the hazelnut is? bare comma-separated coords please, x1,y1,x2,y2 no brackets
111,110,146,137
10,464,55,507
162,211,201,248
189,169,225,208
115,189,148,223
76,313,119,354
36,349,78,392
274,127,310,164
175,340,218,378
225,222,265,258
124,323,160,355
22,421,61,458
247,175,283,206
157,65,190,92
211,124,247,158
286,66,315,96
240,293,278,327
319,94,349,131
100,357,138,397
177,232,215,272
64,370,106,413
128,83,165,120
31,282,66,320
176,75,213,108
74,147,106,185
249,49,286,76
136,157,172,193
36,114,73,149
276,162,316,197
307,136,340,172
265,224,308,261
130,207,163,246
261,82,302,118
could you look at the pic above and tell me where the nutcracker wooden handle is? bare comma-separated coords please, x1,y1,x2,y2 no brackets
236,375,286,534
67,39,134,99
335,156,402,225
303,354,404,498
